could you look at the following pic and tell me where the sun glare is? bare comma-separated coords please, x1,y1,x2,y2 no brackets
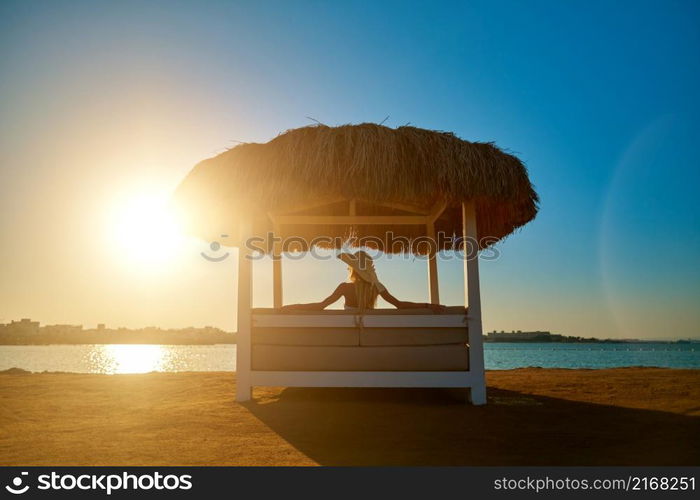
109,190,185,270
104,344,165,374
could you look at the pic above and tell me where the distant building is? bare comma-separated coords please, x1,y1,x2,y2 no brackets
9,318,40,334
42,324,84,335
12,318,39,327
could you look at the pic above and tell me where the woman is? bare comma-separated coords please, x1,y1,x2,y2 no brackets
281,251,445,312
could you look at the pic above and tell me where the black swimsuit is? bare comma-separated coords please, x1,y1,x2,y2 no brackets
338,282,359,308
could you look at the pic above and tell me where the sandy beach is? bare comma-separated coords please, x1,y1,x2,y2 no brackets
1,367,698,466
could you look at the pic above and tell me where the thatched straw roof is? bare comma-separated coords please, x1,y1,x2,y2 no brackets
173,123,538,253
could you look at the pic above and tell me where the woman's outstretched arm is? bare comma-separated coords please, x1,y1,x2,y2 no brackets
379,289,445,312
280,283,346,311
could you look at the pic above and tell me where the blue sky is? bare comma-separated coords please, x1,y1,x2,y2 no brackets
1,0,698,338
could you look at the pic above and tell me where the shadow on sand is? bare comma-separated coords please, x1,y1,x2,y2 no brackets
244,387,700,466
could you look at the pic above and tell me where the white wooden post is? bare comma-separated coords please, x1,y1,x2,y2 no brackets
426,221,440,304
236,219,253,402
463,201,486,405
272,222,282,308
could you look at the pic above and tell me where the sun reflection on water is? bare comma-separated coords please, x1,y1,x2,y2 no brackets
88,344,166,374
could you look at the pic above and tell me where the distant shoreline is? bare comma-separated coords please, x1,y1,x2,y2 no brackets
0,339,696,346
484,339,696,344
0,320,235,346
0,340,236,346
3,320,696,346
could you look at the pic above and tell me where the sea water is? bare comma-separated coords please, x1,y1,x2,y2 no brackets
0,343,698,374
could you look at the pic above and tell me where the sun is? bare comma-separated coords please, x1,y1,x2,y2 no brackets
108,190,185,270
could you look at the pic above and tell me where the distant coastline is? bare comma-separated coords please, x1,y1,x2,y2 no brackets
484,330,696,344
0,319,235,345
0,319,695,346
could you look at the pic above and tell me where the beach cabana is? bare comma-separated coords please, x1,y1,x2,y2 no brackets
174,124,538,405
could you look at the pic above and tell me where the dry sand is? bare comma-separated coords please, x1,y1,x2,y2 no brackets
1,368,698,466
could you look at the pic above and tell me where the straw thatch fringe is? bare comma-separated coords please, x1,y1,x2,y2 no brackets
173,123,538,253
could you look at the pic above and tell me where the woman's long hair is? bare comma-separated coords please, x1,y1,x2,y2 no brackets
348,252,380,310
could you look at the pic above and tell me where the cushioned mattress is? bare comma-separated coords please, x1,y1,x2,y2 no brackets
359,327,468,346
252,327,468,347
252,344,469,371
252,327,359,346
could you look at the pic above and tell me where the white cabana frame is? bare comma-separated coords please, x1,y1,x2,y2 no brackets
235,199,486,405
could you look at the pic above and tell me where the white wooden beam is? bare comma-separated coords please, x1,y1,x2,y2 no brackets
270,198,435,218
270,197,432,218
360,199,429,215
269,197,345,218
426,220,440,304
272,222,282,308
235,219,253,402
462,201,486,405
428,199,448,223
274,215,428,225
